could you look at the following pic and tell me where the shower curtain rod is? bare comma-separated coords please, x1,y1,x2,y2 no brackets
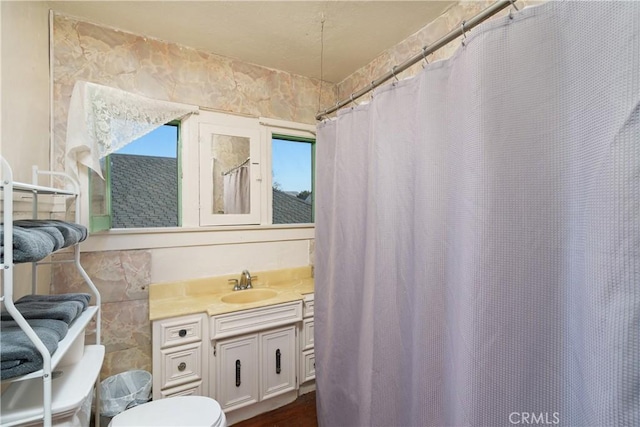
222,157,250,176
315,0,516,120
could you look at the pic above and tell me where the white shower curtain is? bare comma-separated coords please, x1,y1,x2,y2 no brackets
223,165,250,214
315,2,639,426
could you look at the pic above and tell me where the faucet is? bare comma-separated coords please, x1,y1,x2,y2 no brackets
239,270,252,290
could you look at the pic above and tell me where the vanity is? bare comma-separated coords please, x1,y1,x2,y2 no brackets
149,267,314,424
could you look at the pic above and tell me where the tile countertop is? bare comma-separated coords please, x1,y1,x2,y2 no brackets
149,266,314,321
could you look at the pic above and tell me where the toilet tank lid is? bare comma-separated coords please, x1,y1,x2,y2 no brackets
110,396,224,426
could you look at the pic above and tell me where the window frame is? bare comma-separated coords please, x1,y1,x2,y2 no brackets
259,118,316,226
88,121,182,232
270,133,316,224
80,113,316,252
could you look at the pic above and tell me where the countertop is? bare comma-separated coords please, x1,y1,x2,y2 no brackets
149,266,314,321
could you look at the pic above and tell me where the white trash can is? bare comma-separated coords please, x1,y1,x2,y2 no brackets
99,370,152,425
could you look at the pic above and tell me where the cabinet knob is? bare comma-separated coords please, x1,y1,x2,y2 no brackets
178,362,187,371
178,329,187,337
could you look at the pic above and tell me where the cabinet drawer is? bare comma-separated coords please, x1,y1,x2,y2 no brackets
210,301,302,340
160,380,203,398
157,314,204,348
301,318,314,351
303,295,314,318
160,342,203,390
300,349,315,383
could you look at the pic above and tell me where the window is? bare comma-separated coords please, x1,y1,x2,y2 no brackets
271,135,315,224
90,123,180,230
88,111,316,235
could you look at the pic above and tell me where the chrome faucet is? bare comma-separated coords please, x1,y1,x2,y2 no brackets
239,270,252,290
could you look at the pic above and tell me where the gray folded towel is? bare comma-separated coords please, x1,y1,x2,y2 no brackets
15,293,91,310
13,220,88,247
0,318,69,380
0,225,55,263
36,226,65,251
0,300,85,324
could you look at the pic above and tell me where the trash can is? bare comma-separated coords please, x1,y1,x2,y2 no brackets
99,370,152,425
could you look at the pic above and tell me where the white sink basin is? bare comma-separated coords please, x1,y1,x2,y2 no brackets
220,289,278,304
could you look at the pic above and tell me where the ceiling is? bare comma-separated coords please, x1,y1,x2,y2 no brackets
49,1,455,83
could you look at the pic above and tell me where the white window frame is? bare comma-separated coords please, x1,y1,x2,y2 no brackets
79,112,316,252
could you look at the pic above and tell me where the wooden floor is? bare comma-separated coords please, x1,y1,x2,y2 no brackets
233,392,318,427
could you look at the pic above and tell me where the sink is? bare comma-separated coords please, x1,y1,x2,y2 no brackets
220,289,278,304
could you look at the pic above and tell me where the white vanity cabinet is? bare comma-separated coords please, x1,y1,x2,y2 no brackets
300,293,315,392
210,301,302,421
152,313,208,400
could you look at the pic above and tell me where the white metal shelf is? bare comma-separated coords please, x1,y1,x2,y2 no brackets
0,181,77,196
3,306,100,383
1,156,102,427
0,345,105,426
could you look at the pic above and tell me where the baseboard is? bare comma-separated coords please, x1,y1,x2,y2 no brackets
225,390,298,425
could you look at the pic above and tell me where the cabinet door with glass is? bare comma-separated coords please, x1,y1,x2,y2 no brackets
199,119,261,226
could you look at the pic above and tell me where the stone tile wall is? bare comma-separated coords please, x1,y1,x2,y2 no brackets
52,251,152,379
52,14,337,175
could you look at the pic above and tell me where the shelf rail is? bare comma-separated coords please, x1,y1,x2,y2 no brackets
1,157,102,427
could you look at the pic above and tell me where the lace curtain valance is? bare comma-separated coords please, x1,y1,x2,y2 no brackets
65,81,198,179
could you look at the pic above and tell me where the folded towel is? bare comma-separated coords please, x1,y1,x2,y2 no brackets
13,220,88,247
0,300,85,324
0,225,55,263
0,318,69,380
35,226,65,251
16,293,91,310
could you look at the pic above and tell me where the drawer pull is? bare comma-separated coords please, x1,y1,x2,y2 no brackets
178,362,186,372
178,329,187,338
276,349,281,374
235,360,241,387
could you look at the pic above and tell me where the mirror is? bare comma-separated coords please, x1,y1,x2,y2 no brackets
210,134,251,214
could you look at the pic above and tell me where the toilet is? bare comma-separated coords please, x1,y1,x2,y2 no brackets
108,396,226,427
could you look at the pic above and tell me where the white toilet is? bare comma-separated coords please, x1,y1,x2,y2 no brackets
108,396,226,427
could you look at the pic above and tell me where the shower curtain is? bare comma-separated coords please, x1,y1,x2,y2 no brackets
223,165,250,214
315,2,639,426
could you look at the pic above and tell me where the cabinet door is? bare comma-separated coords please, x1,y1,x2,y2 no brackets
260,325,297,401
198,115,262,226
216,334,259,411
300,349,316,383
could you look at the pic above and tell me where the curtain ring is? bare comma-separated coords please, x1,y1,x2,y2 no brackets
421,46,429,68
350,93,357,108
391,66,399,83
461,20,468,46
508,0,519,19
